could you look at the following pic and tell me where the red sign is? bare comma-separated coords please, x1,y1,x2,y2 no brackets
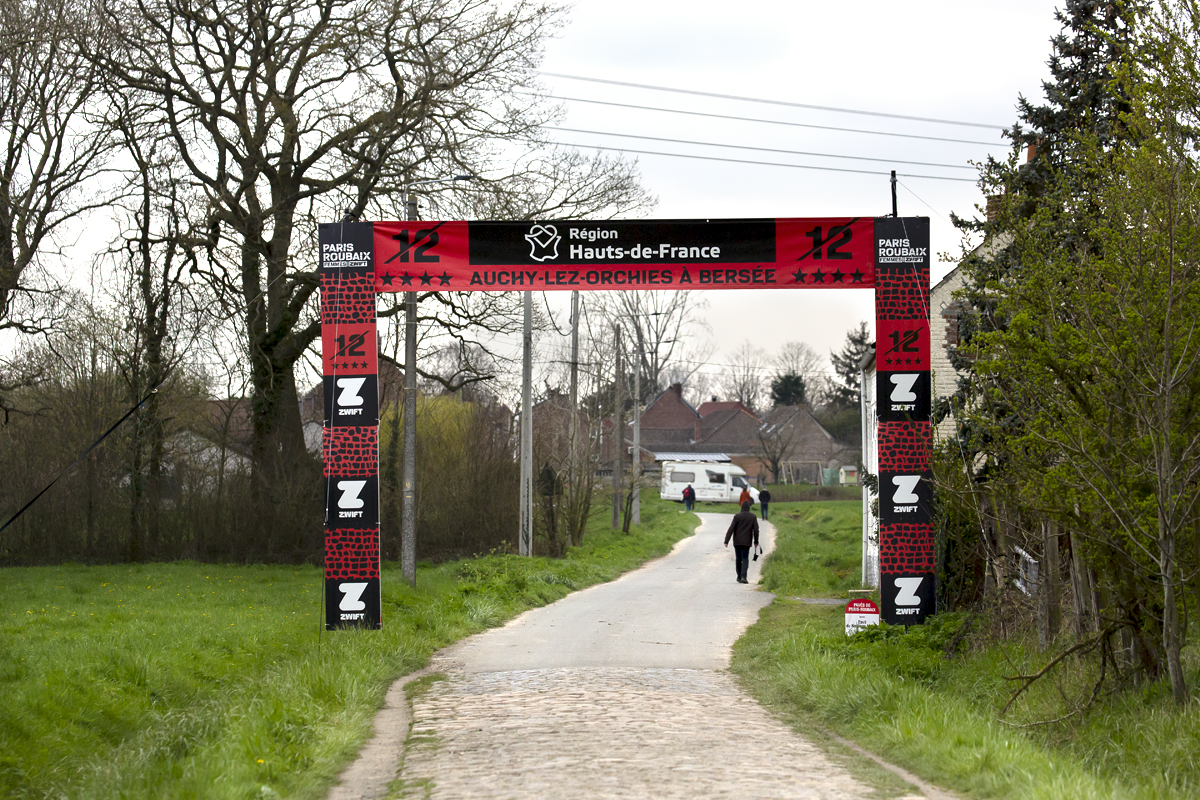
845,598,881,635
372,217,876,293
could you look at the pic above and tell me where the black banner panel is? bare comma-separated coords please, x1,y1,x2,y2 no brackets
881,572,937,625
325,475,379,527
325,577,382,629
323,375,380,428
879,470,933,525
467,219,778,265
319,221,381,630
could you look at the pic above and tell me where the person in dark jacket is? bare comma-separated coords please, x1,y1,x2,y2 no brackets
758,488,771,520
682,484,695,512
724,501,760,583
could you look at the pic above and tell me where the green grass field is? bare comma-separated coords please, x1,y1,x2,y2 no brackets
735,500,1200,800
759,501,864,597
0,497,695,800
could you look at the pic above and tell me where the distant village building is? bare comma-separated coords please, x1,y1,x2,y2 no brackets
610,383,856,482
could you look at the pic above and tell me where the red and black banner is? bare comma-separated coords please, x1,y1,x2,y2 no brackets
319,221,381,630
372,218,876,292
873,217,934,625
315,216,934,630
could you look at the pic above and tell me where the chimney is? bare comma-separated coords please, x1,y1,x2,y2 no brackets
1026,140,1037,163
671,382,682,397
986,195,1000,222
711,395,718,403
694,416,702,442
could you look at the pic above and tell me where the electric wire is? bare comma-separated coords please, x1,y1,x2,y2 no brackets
552,127,976,171
897,180,953,223
529,93,1001,147
557,141,978,182
540,72,1007,130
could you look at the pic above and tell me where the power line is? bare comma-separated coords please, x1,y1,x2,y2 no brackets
552,127,976,171
897,180,952,223
533,93,1001,147
556,141,978,183
541,72,1007,130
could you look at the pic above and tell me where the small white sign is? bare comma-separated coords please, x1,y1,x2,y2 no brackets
845,598,881,635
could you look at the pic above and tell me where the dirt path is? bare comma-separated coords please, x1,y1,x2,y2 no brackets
328,512,934,799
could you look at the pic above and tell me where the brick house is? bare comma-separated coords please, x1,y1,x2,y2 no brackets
753,404,856,484
618,384,855,482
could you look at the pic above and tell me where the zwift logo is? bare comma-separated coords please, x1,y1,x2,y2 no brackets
891,475,921,505
336,377,365,407
525,224,561,262
338,582,368,611
889,374,919,403
894,576,925,606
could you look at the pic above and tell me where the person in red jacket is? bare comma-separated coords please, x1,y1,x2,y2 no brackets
738,487,752,507
724,501,760,584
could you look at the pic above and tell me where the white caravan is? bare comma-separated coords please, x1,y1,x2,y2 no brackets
660,462,760,505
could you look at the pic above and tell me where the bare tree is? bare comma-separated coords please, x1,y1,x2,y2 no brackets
93,0,651,523
596,289,710,401
774,341,828,405
721,340,768,412
0,0,116,402
756,406,801,483
101,91,209,560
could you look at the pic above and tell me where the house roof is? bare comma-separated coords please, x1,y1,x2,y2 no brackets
654,452,731,462
759,404,837,444
696,400,746,416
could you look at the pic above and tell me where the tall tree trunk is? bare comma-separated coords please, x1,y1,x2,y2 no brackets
1160,530,1189,704
1040,521,1061,646
129,426,144,563
1068,530,1095,635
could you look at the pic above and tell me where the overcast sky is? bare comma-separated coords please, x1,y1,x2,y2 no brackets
525,0,1063,391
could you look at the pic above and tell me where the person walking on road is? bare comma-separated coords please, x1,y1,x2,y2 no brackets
724,501,760,584
683,484,695,512
738,486,752,507
758,488,771,520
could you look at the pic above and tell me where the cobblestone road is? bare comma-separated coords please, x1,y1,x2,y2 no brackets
395,666,923,799
332,513,933,800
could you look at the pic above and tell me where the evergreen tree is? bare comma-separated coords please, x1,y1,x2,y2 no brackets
769,373,806,407
827,321,870,411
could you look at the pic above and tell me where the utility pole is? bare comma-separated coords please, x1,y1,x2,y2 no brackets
890,169,898,217
401,193,418,586
519,290,533,555
568,291,580,545
397,176,475,583
632,336,640,524
612,325,623,530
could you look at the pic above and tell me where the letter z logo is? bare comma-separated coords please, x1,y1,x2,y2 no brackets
889,374,919,402
337,480,366,509
894,577,925,606
336,377,366,407
892,475,921,504
338,582,368,611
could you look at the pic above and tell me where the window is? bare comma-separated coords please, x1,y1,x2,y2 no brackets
706,470,726,484
671,471,695,483
732,476,747,488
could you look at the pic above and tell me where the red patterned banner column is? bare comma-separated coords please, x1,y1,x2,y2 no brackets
874,217,934,625
319,221,381,629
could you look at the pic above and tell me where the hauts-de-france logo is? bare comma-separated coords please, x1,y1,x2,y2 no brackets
525,224,561,261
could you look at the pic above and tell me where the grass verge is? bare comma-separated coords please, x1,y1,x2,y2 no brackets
0,496,694,800
734,500,1200,799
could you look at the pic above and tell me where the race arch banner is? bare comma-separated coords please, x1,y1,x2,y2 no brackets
319,216,932,629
